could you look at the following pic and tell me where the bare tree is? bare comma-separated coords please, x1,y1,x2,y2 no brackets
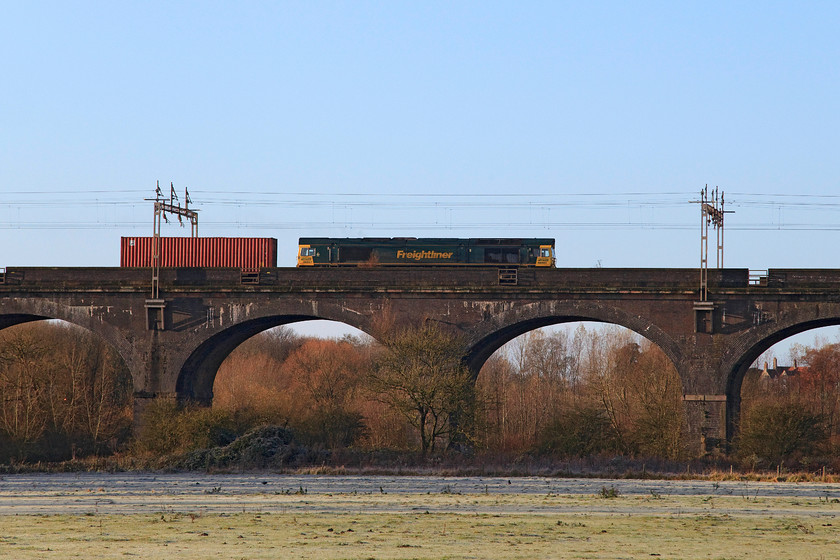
476,355,513,450
624,342,686,459
584,329,635,454
78,340,132,446
0,328,48,446
214,350,291,416
368,324,474,455
0,322,132,459
283,338,368,447
581,327,686,459
285,339,364,410
801,343,840,441
478,326,595,453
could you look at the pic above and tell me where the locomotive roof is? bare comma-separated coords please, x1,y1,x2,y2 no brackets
299,237,555,245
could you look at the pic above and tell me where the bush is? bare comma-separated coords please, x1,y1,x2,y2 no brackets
293,409,367,448
175,425,329,470
737,401,827,468
536,405,621,457
599,485,620,498
135,400,236,456
632,409,688,461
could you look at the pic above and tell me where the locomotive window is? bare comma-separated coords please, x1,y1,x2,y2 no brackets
339,247,373,262
300,247,316,257
541,248,551,258
485,248,520,264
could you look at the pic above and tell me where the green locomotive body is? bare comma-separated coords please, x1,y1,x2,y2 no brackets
297,237,555,267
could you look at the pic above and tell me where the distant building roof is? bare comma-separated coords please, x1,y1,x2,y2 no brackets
760,357,809,380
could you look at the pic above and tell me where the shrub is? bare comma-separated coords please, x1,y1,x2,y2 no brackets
293,409,367,448
175,425,329,470
134,399,182,455
135,400,236,456
536,405,621,457
737,401,827,468
599,485,620,498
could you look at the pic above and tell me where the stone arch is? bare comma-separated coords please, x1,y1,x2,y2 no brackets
175,314,377,404
0,304,135,387
463,299,682,380
722,316,840,442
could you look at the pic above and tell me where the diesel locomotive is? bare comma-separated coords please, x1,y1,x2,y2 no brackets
297,237,555,267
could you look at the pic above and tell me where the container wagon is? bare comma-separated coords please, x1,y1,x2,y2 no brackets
121,237,277,268
297,238,555,267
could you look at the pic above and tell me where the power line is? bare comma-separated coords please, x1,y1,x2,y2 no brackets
7,193,840,210
4,189,840,204
3,189,840,232
6,219,840,232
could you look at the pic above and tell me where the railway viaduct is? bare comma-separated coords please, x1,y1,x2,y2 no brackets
2,265,840,455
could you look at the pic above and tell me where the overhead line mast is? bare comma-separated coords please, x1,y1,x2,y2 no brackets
692,185,732,335
144,181,199,330
699,185,727,302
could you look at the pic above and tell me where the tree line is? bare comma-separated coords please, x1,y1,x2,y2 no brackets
0,322,132,462
1,320,839,469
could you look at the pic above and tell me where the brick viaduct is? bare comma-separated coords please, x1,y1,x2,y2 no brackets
2,265,840,455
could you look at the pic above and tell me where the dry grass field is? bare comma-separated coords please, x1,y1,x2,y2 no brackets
0,507,835,559
1,484,839,559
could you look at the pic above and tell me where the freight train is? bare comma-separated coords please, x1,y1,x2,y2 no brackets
120,236,556,268
297,238,556,267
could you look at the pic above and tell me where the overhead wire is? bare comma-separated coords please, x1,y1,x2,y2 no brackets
2,190,840,231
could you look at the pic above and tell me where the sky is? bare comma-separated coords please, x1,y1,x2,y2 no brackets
2,1,840,351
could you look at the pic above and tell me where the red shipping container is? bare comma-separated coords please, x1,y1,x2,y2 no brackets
121,237,277,268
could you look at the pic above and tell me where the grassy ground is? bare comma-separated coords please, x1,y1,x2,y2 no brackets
1,492,838,559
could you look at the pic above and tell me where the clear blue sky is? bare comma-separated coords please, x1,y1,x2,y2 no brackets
1,2,838,272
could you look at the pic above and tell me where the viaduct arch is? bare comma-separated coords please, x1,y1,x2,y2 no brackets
4,265,840,455
462,299,682,378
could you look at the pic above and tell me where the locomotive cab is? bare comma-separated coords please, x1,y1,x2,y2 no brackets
536,245,555,267
297,244,316,266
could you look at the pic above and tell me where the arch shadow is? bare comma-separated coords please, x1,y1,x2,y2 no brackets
0,313,50,330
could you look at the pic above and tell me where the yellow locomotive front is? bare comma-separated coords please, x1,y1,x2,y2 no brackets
536,245,555,267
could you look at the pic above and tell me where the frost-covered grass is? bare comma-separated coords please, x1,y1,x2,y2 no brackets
1,492,839,559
